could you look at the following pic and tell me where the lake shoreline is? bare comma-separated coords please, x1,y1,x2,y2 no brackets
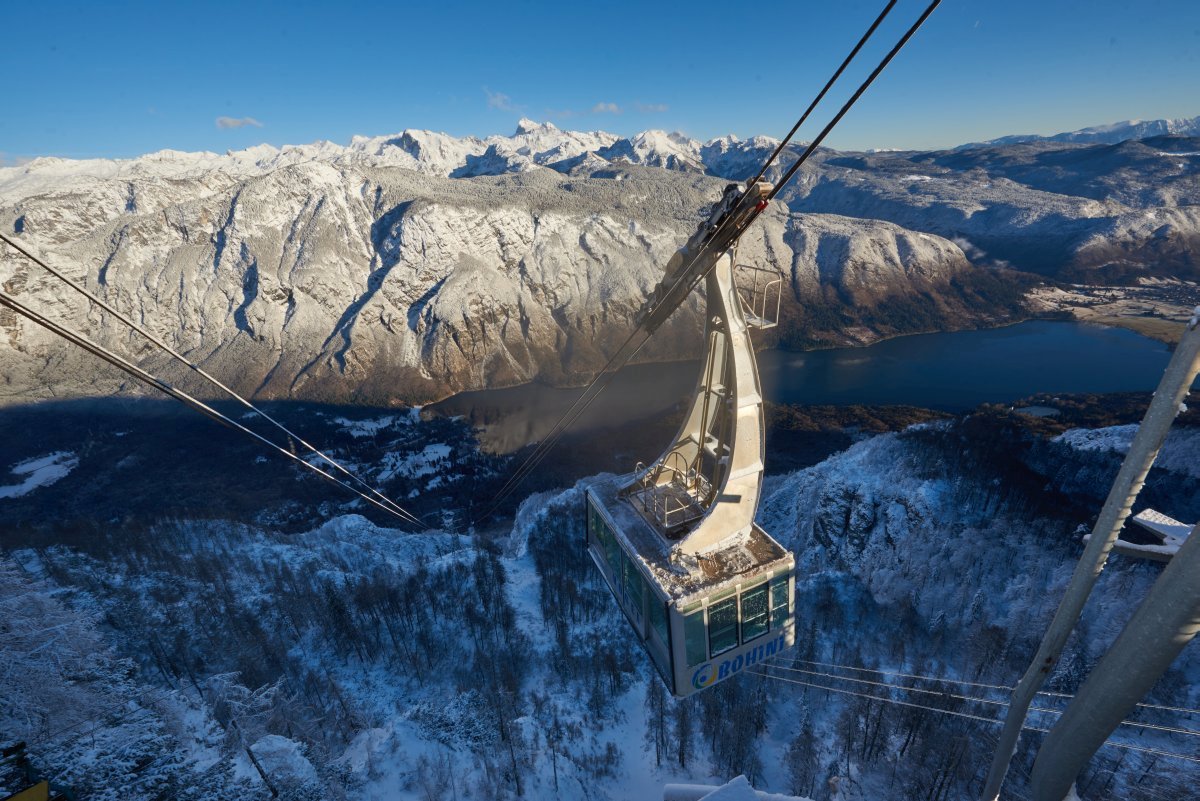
421,305,1191,410
428,319,1180,453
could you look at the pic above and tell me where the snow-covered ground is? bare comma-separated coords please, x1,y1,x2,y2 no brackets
4,418,1199,800
1055,424,1200,478
0,451,78,499
377,443,452,483
332,415,400,438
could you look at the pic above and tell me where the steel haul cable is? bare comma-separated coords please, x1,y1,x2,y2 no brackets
0,231,418,524
779,656,1200,717
765,0,942,204
32,687,177,747
0,288,422,527
760,662,1200,740
745,0,899,188
476,0,942,522
747,668,1200,766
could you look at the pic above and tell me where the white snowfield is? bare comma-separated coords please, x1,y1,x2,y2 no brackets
4,410,1199,799
235,735,319,787
0,451,79,499
332,414,399,438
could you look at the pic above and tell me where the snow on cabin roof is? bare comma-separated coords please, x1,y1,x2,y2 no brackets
587,474,792,604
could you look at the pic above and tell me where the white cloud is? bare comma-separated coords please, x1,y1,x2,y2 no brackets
635,102,669,113
591,102,621,114
215,116,263,130
485,88,517,112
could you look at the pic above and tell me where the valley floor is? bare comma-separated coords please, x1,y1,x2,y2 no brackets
1027,278,1199,343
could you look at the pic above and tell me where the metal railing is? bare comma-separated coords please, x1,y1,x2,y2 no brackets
735,263,784,330
633,451,708,530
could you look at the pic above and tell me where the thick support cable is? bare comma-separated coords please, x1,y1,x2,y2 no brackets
0,288,423,527
0,231,417,523
748,668,1200,767
778,656,1200,716
763,662,1200,739
475,0,942,523
766,0,943,203
474,325,656,523
745,0,899,188
982,314,1200,801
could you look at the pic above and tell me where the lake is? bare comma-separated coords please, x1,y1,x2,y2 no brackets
427,321,1178,453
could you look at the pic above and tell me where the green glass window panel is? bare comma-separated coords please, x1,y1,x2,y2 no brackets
623,553,644,615
741,584,769,642
588,503,620,582
605,530,620,574
647,586,668,645
708,586,737,604
708,598,738,657
588,505,603,556
684,611,707,667
771,577,790,630
647,634,670,681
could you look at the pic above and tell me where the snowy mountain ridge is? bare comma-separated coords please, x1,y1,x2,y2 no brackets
964,114,1200,148
6,113,1195,197
0,118,717,197
2,115,1198,406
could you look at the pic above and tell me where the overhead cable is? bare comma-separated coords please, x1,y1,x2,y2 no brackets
747,668,1200,766
476,0,943,521
0,288,422,527
745,0,899,188
761,663,1200,740
781,657,1200,716
0,231,418,525
32,687,177,747
765,0,943,203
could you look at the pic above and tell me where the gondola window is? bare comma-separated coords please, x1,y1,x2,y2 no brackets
770,576,789,630
708,597,738,656
741,584,769,641
684,610,707,666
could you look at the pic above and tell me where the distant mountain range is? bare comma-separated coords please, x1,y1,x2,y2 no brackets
0,115,1197,406
962,115,1200,148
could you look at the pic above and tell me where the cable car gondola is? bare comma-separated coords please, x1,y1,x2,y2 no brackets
585,181,795,698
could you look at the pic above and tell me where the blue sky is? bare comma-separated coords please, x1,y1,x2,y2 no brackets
2,0,1198,162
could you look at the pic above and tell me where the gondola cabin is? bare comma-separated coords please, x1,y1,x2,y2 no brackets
586,477,794,697
582,186,796,697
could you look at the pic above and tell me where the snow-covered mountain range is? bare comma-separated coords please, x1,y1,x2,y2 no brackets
965,114,1200,148
1,117,1197,405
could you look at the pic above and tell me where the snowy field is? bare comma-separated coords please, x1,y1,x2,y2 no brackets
0,451,78,499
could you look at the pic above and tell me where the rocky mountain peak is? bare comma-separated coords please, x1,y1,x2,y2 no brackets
514,117,556,136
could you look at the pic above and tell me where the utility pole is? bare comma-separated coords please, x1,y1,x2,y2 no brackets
982,311,1200,800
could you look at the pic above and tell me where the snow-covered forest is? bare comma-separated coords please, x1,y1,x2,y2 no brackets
3,400,1198,801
